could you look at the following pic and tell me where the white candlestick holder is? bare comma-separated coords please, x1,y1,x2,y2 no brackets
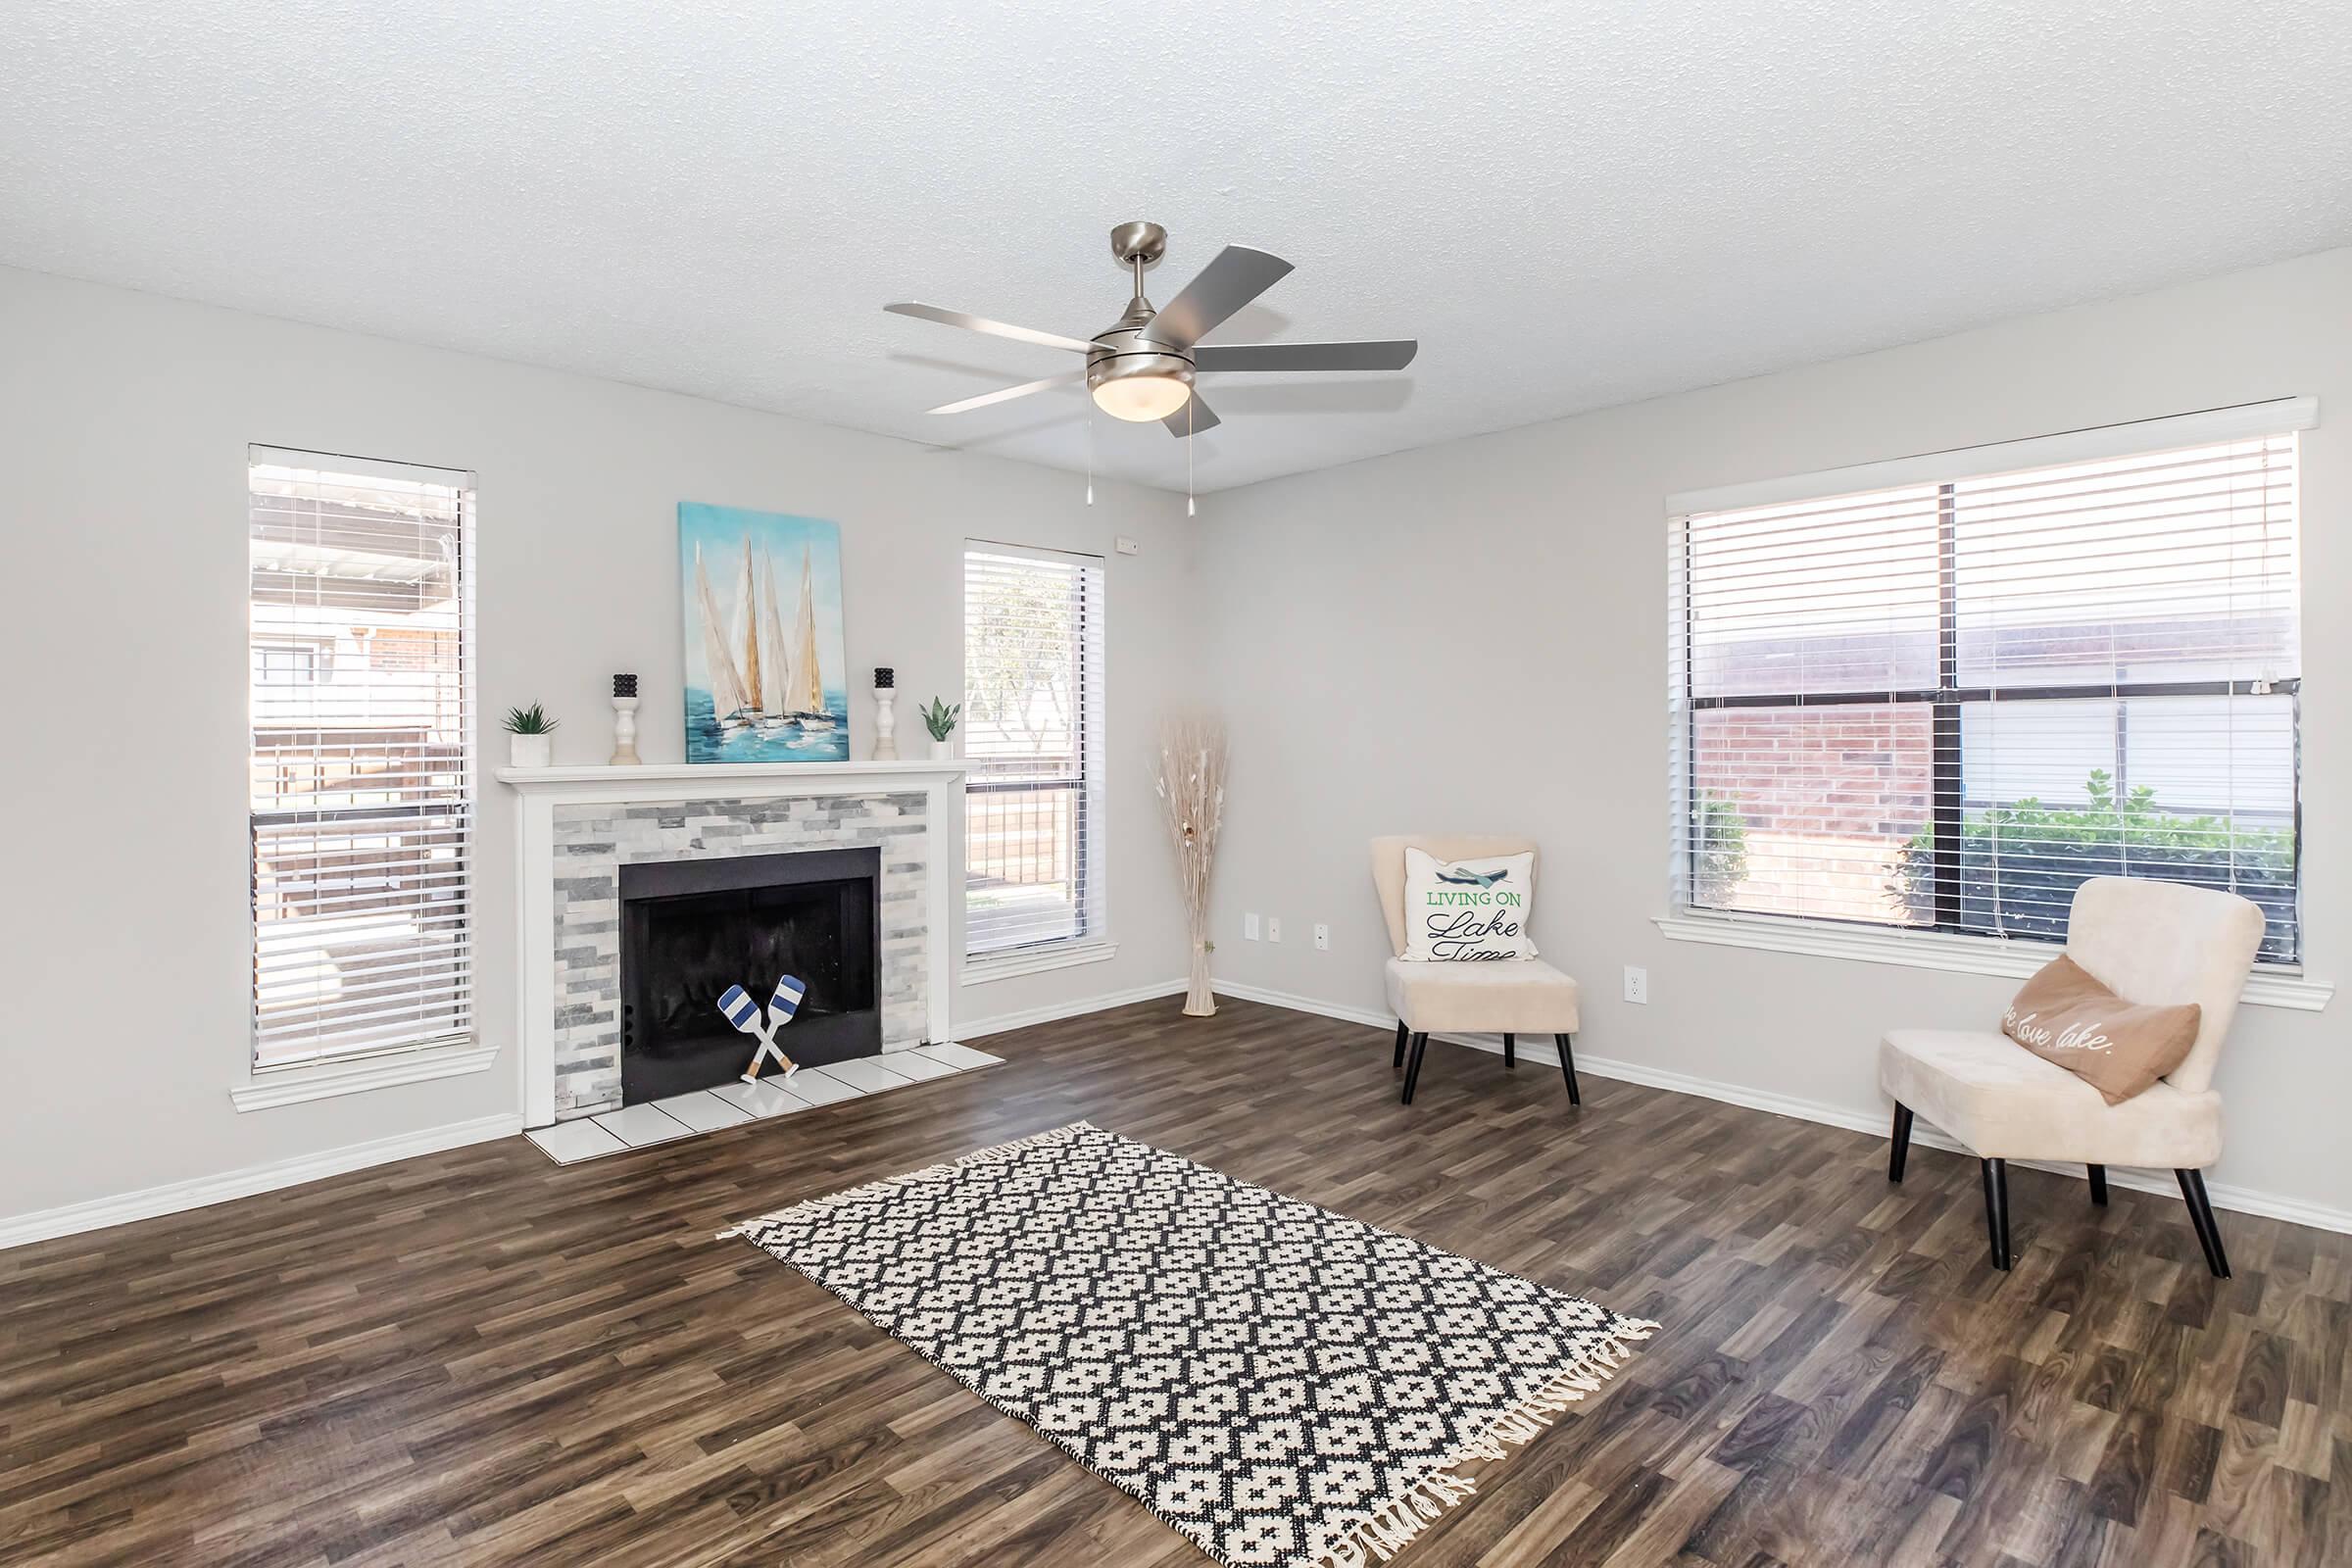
610,695,641,765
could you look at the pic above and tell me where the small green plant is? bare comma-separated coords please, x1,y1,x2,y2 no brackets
502,703,560,735
1886,769,2293,953
919,698,961,742
1692,791,1750,905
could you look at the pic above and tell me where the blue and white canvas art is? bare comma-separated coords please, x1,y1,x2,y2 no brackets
679,504,850,762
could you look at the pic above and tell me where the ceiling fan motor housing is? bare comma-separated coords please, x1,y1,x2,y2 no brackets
1087,289,1194,418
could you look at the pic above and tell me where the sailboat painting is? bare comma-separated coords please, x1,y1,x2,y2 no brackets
679,504,850,762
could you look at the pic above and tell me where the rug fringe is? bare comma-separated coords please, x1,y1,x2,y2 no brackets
715,1121,1096,1240
1306,1315,1660,1568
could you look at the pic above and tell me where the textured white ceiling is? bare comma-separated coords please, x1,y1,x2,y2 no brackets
5,2,2348,494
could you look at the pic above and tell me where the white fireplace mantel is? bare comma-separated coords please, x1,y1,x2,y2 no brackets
500,760,965,1125
494,760,966,791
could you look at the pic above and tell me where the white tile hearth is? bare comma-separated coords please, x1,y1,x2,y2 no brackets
711,1076,820,1118
911,1042,1004,1071
526,1117,630,1164
816,1056,924,1094
656,1091,755,1134
522,1045,1004,1165
777,1067,867,1107
876,1050,959,1082
592,1102,697,1149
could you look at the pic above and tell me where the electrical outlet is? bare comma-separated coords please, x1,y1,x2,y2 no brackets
1244,912,1261,941
1623,965,1649,1004
1313,923,1330,951
1266,916,1282,943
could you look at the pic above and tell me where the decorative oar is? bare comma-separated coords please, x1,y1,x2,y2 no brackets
718,975,806,1083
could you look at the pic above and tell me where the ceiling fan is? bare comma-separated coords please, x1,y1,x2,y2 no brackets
884,220,1416,437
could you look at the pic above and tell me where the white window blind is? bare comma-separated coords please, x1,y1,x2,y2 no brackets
249,449,476,1068
1671,422,2301,963
963,544,1106,957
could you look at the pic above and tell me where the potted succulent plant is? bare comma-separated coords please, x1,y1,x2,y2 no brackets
920,697,961,760
503,703,559,767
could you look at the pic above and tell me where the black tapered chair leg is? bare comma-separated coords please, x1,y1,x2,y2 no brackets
1502,1032,1516,1069
1400,1033,1430,1104
1393,1020,1408,1073
2087,1164,2108,1206
1981,1158,2012,1271
1888,1103,1914,1183
1554,1033,1581,1104
2177,1168,2231,1278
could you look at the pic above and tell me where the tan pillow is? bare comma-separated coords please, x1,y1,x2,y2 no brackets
2001,955,2201,1105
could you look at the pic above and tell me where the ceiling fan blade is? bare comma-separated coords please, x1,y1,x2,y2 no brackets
1193,340,1418,373
884,302,1097,354
1144,247,1294,350
926,370,1083,415
1163,394,1220,437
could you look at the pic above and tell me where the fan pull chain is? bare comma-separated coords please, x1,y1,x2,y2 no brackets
1085,404,1095,507
1188,400,1196,515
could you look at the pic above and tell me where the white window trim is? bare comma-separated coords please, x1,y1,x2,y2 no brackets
1653,908,2331,1012
242,445,481,1093
1665,395,2318,515
961,539,1108,964
229,1037,503,1111
1664,396,2324,1007
961,939,1119,986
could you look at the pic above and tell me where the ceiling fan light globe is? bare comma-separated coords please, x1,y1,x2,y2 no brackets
1092,374,1192,422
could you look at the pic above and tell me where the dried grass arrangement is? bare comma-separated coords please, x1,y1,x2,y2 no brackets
1153,712,1228,1016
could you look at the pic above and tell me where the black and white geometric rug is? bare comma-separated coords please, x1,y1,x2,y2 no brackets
725,1122,1655,1568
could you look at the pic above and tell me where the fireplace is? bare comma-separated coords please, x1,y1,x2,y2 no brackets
617,846,882,1103
506,767,956,1126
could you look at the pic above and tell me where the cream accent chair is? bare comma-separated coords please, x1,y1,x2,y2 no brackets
1370,835,1582,1107
1880,876,2265,1277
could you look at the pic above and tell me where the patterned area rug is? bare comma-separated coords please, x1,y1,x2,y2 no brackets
725,1122,1655,1568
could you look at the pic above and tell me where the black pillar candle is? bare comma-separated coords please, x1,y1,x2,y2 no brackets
612,672,638,699
873,666,895,689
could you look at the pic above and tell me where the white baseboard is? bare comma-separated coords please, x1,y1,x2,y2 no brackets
4,979,1193,1253
956,977,1189,1040
1208,978,2352,1237
1209,979,1392,1031
0,1112,525,1252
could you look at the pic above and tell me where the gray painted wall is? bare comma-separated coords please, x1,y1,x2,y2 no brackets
0,265,1198,1226
1197,247,2351,1220
7,246,2346,1235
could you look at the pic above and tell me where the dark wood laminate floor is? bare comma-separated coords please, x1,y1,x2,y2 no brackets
3,997,2346,1567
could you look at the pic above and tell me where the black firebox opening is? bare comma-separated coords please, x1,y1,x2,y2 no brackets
618,846,882,1104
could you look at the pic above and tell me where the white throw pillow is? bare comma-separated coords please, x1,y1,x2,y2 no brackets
1401,848,1539,961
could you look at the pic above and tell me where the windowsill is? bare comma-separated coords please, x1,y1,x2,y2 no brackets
1652,910,2333,1012
229,1038,503,1111
961,941,1118,986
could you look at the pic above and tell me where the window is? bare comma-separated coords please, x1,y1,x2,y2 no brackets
1671,412,2302,964
253,643,323,685
249,449,476,1069
963,544,1106,960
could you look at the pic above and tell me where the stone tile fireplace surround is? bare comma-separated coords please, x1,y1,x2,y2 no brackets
499,762,963,1126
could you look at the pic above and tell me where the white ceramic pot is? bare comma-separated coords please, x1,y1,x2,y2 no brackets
510,733,554,768
930,736,958,761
